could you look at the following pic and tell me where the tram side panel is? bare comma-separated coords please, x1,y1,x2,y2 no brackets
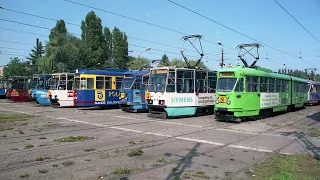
74,89,120,107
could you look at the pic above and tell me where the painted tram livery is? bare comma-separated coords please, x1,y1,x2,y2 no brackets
29,74,52,105
6,76,31,102
48,73,75,107
73,68,127,107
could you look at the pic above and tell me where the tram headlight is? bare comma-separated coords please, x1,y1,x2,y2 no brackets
226,100,231,105
215,100,219,104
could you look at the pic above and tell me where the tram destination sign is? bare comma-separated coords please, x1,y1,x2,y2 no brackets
220,72,234,77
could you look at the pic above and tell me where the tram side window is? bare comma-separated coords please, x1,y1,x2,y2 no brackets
116,77,123,89
281,80,287,92
73,78,80,89
80,78,86,89
196,71,207,93
260,77,268,92
234,78,244,92
167,71,175,92
208,72,216,93
269,78,275,92
86,78,94,89
177,70,194,93
105,77,112,89
142,75,149,90
67,75,74,90
96,76,104,89
246,76,258,92
18,79,25,89
275,79,282,92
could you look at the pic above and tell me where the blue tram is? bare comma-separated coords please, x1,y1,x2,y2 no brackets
73,68,128,107
119,70,150,112
307,81,320,105
30,74,52,105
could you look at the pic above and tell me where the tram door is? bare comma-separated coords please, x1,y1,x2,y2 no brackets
95,76,105,104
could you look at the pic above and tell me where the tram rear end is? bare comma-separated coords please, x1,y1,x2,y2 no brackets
49,73,75,107
9,76,31,102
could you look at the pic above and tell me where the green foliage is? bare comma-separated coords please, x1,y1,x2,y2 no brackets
159,54,170,67
168,58,208,69
27,39,44,71
112,167,131,175
127,56,149,70
278,69,320,80
112,27,129,68
127,149,144,157
54,136,91,142
3,57,32,78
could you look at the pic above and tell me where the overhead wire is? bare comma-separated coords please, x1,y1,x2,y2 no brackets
0,27,48,37
166,0,316,68
273,0,320,45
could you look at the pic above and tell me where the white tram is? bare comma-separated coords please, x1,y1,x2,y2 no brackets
146,66,217,118
48,73,75,107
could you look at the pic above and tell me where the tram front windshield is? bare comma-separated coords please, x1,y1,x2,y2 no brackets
121,78,135,89
217,78,237,92
148,73,166,92
30,78,37,89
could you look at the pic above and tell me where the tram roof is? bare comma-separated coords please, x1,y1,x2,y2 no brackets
308,80,320,85
218,65,308,82
9,76,31,79
150,66,216,72
75,68,128,76
124,70,150,76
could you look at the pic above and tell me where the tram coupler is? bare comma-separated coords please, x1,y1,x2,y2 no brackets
147,111,168,119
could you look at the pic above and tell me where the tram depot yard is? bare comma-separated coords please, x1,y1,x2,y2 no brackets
0,99,319,180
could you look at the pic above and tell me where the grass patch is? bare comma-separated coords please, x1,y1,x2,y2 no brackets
172,167,178,172
0,125,14,131
192,171,209,179
62,160,74,167
19,173,30,178
52,164,58,167
224,171,233,176
34,156,51,161
157,158,167,163
112,167,132,175
24,144,34,149
248,153,320,180
11,148,19,151
84,148,96,152
38,143,49,147
127,149,144,157
54,136,91,142
38,169,48,174
151,163,159,166
309,127,320,137
0,113,33,122
267,123,282,128
38,137,46,140
45,123,61,127
30,128,42,132
128,140,136,145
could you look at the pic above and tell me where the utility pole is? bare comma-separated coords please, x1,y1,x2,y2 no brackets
218,42,224,69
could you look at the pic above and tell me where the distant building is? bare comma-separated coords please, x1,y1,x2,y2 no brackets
0,66,5,77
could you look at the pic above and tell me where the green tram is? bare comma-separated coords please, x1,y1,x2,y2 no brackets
215,65,308,121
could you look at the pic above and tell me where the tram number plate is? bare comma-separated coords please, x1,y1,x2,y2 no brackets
120,92,125,99
218,95,226,103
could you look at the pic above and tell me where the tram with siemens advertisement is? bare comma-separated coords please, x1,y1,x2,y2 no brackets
215,43,309,121
146,67,217,118
0,78,9,98
6,76,31,102
73,68,127,107
48,73,75,107
119,70,150,112
307,81,320,105
30,74,52,105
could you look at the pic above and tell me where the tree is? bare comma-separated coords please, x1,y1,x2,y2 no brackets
80,11,105,68
159,54,170,67
49,20,67,46
112,27,129,68
103,27,112,67
168,58,208,69
3,57,32,77
27,39,44,72
127,56,149,70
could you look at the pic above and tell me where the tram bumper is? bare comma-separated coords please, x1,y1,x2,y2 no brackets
215,108,242,122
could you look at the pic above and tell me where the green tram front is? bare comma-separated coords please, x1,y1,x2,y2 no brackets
146,66,217,118
215,65,308,121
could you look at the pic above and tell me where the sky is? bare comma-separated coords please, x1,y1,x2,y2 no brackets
0,0,319,71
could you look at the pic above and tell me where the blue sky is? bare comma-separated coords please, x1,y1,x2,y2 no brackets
0,0,319,71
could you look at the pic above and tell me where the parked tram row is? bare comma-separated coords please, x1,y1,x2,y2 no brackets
0,65,319,121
